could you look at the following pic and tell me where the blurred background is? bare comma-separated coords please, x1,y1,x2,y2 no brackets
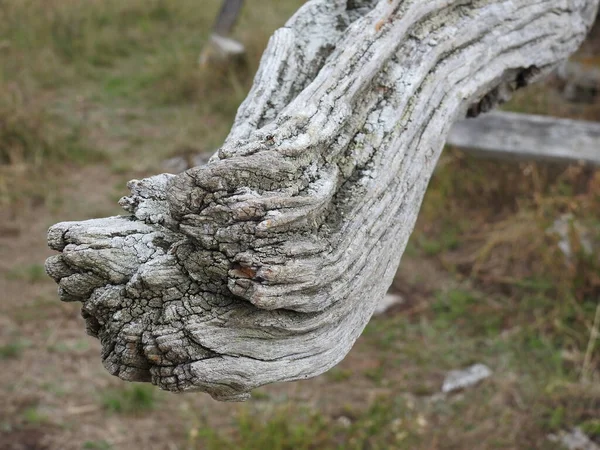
0,1,599,449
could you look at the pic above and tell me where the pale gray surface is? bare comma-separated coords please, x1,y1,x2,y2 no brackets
46,0,599,401
441,364,493,394
212,0,244,37
449,111,600,165
548,428,600,450
174,111,600,172
373,294,404,316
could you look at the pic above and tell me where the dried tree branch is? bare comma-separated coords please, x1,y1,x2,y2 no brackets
46,0,599,401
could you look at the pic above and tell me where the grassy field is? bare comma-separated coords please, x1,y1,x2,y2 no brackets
1,1,599,449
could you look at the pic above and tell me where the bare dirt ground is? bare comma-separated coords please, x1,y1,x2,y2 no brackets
1,2,599,449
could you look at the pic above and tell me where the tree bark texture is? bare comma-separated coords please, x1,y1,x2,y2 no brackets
46,0,599,401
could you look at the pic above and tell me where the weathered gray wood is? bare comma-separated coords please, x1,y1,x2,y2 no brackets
449,111,600,165
46,0,599,401
212,0,244,36
174,112,600,171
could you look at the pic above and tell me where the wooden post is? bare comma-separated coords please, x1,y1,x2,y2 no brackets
199,0,246,66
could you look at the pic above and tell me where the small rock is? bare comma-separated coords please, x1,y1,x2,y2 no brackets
547,214,594,260
548,428,600,450
199,34,246,67
373,293,404,316
441,363,492,393
336,416,352,429
425,392,446,404
416,414,428,428
390,417,403,432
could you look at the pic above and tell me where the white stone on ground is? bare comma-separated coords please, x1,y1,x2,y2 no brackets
441,364,492,393
548,428,600,450
373,293,404,316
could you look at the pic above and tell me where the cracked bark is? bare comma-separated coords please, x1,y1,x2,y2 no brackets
46,0,599,401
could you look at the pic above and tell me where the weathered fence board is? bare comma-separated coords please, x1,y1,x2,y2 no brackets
449,111,600,165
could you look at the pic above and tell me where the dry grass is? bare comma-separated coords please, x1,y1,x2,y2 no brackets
0,1,599,449
0,0,301,210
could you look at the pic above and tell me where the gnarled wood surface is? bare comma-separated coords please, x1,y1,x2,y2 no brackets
46,0,599,401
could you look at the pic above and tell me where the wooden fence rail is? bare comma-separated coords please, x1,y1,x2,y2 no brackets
449,111,600,165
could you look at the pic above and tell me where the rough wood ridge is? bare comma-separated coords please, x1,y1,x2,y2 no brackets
46,0,599,401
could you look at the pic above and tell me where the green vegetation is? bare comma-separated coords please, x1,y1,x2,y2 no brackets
187,398,437,450
21,406,49,425
47,339,89,354
363,364,386,386
582,419,600,439
100,384,158,414
82,440,112,450
325,367,353,383
0,338,30,359
10,296,60,323
6,263,47,283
